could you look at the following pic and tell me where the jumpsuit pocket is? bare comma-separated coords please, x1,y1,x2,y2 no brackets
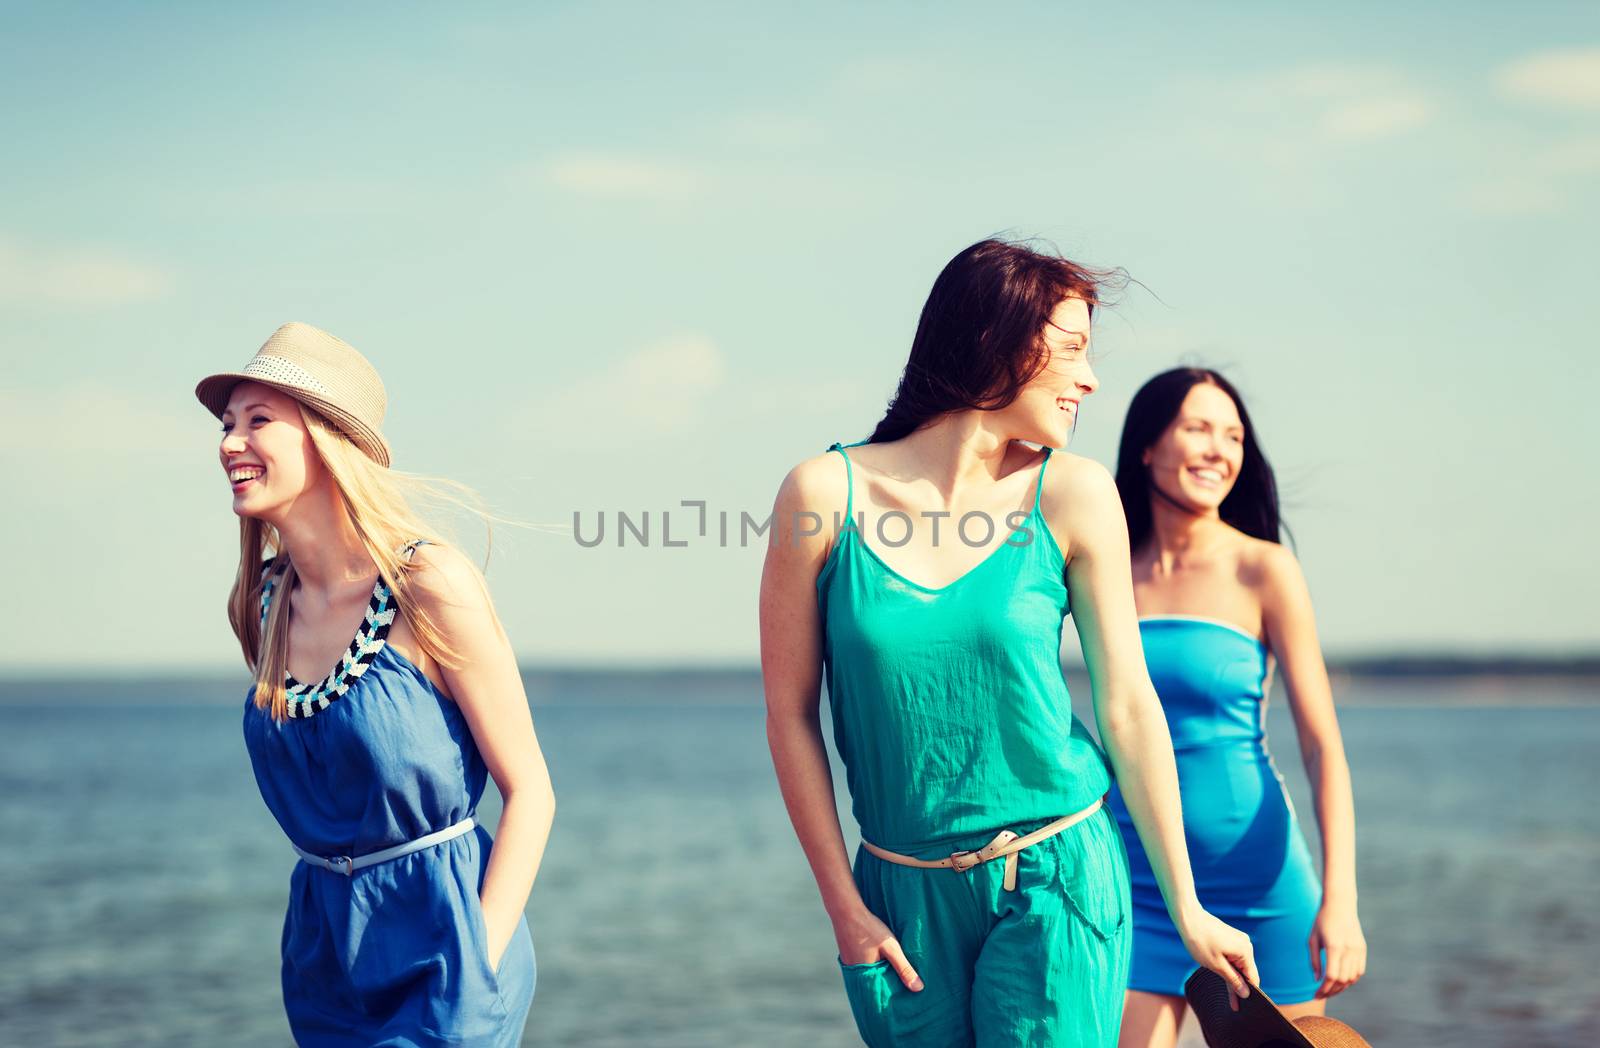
467,892,498,981
465,890,513,1020
1062,876,1127,941
1057,810,1131,942
838,958,898,1047
838,956,951,1048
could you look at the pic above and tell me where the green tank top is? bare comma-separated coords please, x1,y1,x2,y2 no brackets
816,439,1114,857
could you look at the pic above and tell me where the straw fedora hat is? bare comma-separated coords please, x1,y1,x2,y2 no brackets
195,321,393,466
1184,968,1373,1048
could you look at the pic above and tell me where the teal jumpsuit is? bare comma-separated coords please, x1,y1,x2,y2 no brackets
817,440,1133,1047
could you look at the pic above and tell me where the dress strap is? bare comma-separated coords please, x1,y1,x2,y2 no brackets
258,557,282,632
379,539,431,599
1033,446,1053,517
826,440,869,528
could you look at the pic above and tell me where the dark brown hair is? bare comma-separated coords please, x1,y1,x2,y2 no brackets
866,238,1125,444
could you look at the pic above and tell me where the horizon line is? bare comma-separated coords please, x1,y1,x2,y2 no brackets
2,649,1598,684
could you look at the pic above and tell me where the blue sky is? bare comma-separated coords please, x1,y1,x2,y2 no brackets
2,3,1596,671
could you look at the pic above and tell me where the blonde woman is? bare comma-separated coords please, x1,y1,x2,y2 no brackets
196,323,554,1046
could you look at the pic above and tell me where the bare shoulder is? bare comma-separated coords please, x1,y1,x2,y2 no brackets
1040,449,1119,517
756,449,852,575
1238,536,1309,609
773,448,852,528
1034,450,1120,561
403,541,494,612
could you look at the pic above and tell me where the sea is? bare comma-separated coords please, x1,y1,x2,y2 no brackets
0,671,1594,1047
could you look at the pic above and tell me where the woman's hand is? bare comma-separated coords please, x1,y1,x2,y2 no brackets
833,906,923,991
1309,900,1366,998
1177,905,1259,1007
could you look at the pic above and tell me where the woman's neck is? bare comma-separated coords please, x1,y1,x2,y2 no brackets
1145,493,1228,573
895,413,1021,502
271,482,376,592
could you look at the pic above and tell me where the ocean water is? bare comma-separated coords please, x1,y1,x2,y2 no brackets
0,677,1595,1047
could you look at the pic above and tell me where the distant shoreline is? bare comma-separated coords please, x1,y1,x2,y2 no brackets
1327,654,1600,678
4,652,1599,681
1,656,1596,707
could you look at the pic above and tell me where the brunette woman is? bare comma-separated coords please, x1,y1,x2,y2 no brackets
1106,368,1366,1048
760,242,1258,1047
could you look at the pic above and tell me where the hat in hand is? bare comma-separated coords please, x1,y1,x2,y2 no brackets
1184,967,1373,1048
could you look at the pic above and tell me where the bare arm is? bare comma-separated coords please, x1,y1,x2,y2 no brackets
410,544,556,971
758,460,923,991
1054,457,1259,998
1260,543,1366,997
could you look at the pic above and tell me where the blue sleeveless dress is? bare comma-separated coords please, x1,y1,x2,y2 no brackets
1104,616,1322,1004
242,542,536,1046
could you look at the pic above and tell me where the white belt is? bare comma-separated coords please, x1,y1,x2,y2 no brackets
293,816,476,876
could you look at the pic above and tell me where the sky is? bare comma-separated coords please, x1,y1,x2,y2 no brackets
1,3,1597,672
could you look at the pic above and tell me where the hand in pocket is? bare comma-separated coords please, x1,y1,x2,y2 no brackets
833,907,924,991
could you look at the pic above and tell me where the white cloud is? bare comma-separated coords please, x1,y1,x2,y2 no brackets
0,237,173,307
723,111,827,152
531,334,727,441
1249,63,1401,101
731,375,876,430
1457,180,1565,217
544,151,701,201
1495,47,1600,109
0,386,197,454
517,335,880,450
1531,136,1600,176
1321,95,1434,139
1458,136,1600,216
1223,63,1437,143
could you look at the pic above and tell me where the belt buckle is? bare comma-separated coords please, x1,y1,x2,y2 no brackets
947,849,984,873
327,855,355,876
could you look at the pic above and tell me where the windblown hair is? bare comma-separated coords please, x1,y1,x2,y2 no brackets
867,237,1127,444
228,403,503,723
1113,367,1288,552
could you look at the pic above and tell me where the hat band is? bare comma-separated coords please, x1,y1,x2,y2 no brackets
241,355,333,396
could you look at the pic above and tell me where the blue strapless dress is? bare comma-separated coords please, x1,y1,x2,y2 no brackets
242,551,535,1046
1105,616,1322,1004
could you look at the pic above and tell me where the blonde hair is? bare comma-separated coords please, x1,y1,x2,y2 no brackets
228,402,506,722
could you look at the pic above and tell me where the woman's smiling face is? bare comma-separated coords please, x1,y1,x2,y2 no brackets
217,381,325,521
1142,381,1245,513
1009,295,1098,448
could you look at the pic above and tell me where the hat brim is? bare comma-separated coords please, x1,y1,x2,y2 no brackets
195,372,393,467
1183,967,1315,1048
1290,1016,1373,1048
